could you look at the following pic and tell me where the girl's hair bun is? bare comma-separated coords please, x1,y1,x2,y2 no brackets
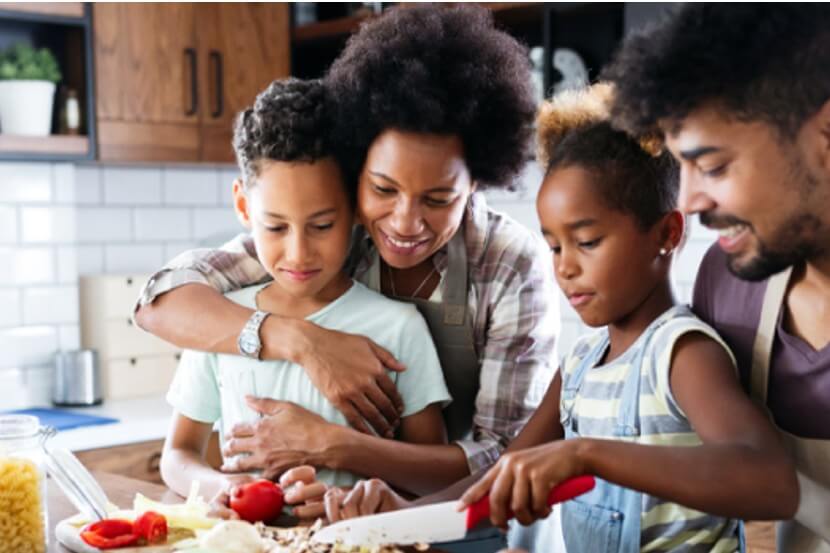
536,82,663,167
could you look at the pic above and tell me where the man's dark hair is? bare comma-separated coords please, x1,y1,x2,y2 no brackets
325,4,536,189
602,4,830,137
233,78,347,198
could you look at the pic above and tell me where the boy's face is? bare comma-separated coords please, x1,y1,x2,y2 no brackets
233,158,354,301
663,103,830,281
537,165,670,328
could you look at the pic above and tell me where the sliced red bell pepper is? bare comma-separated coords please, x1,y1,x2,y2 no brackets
80,519,139,549
133,511,168,544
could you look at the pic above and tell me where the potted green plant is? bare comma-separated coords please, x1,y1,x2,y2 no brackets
0,43,62,136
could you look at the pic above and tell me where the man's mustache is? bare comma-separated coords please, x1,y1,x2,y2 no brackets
699,211,750,230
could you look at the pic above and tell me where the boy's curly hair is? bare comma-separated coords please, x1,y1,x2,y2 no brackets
537,83,678,230
325,4,535,189
601,4,830,138
233,78,337,189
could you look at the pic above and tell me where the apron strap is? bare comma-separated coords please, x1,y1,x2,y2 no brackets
749,266,792,405
443,229,469,326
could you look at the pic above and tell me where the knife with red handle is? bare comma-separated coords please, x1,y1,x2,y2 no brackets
313,475,596,546
465,474,596,530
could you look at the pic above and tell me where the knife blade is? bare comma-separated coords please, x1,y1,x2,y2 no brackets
312,475,595,546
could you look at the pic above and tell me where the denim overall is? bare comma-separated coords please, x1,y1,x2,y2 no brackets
560,329,645,553
507,327,645,553
510,310,745,553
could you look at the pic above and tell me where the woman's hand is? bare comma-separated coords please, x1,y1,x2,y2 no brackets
459,440,586,529
324,479,411,523
207,474,258,520
279,465,328,524
221,398,341,479
291,322,407,438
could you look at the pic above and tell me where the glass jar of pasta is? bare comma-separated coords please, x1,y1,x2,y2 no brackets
0,415,53,553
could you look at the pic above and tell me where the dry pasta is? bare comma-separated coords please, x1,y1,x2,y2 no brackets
0,456,45,553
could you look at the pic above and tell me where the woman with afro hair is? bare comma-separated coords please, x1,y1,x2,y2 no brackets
134,4,558,538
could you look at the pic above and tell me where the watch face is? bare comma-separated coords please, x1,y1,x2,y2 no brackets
239,333,259,355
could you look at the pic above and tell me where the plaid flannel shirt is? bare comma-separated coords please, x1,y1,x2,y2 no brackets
135,192,559,473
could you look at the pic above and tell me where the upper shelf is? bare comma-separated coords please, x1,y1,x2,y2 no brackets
292,2,544,44
0,134,90,160
0,2,85,23
292,12,372,43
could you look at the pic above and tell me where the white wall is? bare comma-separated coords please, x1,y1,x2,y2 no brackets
0,160,716,409
0,161,242,409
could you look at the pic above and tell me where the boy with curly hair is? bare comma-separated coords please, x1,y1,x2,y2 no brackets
159,78,450,519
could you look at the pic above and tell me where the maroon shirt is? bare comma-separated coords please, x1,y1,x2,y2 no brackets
692,244,830,439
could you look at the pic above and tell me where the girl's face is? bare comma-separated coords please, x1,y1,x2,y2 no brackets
536,165,670,328
233,157,354,302
357,129,476,270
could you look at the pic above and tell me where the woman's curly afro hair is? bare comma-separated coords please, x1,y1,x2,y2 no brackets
233,78,333,188
325,4,536,189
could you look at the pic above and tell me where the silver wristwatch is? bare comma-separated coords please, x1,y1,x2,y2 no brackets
237,310,270,360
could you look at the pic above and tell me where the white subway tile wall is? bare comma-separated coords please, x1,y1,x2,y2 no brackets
0,160,716,408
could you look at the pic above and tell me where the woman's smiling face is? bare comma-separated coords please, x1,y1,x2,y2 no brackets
357,129,476,269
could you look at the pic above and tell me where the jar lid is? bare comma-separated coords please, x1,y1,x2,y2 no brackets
0,414,40,438
44,446,109,521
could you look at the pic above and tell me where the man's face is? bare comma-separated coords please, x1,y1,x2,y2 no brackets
664,105,830,281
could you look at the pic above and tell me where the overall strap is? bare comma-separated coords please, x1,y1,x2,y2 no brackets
561,332,609,431
614,316,667,438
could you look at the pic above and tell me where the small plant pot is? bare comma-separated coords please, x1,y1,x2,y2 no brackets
0,80,56,136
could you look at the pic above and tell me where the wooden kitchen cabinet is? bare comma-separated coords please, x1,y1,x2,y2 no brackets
197,3,290,162
93,3,289,163
75,433,222,485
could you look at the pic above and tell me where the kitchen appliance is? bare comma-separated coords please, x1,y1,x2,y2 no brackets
52,350,102,407
313,475,595,546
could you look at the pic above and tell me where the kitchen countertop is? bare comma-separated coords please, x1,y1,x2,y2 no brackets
42,400,777,552
48,396,172,452
47,472,448,553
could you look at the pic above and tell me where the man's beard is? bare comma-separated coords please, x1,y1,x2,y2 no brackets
722,153,826,281
725,215,822,281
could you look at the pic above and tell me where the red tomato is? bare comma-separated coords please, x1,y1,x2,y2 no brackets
229,479,284,523
80,519,139,549
133,511,168,544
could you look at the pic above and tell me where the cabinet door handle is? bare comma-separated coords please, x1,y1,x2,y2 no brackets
184,48,198,116
209,50,224,118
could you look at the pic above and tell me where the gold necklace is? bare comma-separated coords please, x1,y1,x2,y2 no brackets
386,262,438,298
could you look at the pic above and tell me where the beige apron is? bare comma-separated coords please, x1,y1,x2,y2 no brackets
750,267,830,552
355,228,481,443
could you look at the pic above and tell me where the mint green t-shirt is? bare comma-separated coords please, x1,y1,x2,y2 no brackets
166,281,451,488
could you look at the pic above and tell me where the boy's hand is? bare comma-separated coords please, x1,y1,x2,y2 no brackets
279,465,328,524
324,478,410,523
207,474,258,520
459,440,586,529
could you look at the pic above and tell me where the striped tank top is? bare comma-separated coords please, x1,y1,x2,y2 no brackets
560,305,741,552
